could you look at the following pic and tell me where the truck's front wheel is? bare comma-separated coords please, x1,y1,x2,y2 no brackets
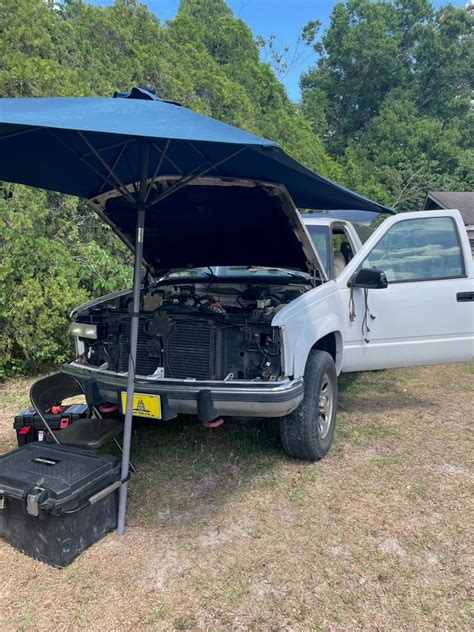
280,350,337,461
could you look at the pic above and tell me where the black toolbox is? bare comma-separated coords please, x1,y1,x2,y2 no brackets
0,443,121,567
14,403,89,446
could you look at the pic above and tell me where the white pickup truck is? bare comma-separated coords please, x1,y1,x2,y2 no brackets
64,178,474,460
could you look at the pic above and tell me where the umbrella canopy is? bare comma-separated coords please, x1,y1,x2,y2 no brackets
0,87,391,213
0,88,392,535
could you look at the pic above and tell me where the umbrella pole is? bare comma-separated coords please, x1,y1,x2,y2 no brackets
117,142,150,535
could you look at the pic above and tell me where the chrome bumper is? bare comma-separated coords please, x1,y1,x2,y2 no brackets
61,362,304,419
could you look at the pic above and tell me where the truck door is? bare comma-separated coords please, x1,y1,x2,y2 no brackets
336,210,474,372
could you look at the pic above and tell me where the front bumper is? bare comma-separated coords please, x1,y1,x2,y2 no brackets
61,362,304,419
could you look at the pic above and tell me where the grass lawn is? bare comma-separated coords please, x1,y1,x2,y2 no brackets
0,362,472,631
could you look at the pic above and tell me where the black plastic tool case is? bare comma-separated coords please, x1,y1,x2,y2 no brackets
13,404,90,446
0,443,120,567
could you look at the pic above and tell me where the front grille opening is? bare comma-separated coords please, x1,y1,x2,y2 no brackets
119,318,215,380
119,319,160,376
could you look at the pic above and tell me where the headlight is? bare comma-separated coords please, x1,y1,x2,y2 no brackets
70,323,97,340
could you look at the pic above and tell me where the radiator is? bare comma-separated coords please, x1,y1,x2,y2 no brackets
165,319,215,380
119,317,215,380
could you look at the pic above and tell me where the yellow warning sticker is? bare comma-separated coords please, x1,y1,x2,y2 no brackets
121,392,161,419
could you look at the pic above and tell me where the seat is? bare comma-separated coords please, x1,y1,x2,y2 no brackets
54,417,124,450
30,373,123,449
340,241,353,263
333,251,347,278
30,372,84,415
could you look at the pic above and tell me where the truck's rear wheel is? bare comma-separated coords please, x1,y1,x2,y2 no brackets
280,350,337,461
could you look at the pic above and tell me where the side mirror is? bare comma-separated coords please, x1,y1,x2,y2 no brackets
349,267,388,289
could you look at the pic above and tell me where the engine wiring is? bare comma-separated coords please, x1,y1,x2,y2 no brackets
348,286,376,343
361,288,376,343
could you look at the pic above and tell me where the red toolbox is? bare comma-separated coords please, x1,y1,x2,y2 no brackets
13,404,90,446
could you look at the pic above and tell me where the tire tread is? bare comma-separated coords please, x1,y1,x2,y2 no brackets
280,350,337,461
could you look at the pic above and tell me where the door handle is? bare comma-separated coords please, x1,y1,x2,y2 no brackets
457,292,474,302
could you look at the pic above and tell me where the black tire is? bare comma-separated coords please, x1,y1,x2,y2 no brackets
280,350,337,461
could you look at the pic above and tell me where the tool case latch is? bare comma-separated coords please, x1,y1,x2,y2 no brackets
26,487,46,516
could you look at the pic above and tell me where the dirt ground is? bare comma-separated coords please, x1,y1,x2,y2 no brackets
0,362,472,631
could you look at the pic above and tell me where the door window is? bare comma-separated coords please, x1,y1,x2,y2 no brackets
306,225,330,277
361,217,465,282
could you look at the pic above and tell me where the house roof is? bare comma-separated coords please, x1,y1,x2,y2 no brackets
425,191,474,225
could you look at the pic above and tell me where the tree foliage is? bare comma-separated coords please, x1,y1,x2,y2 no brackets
0,0,336,377
0,185,132,377
301,0,473,208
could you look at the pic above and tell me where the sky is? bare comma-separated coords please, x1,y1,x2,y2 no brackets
88,0,470,101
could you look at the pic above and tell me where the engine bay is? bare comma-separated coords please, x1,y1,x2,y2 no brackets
73,277,312,382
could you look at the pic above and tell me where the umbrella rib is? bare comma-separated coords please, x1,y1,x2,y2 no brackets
186,140,218,172
47,128,135,205
150,146,246,207
151,141,184,176
80,137,135,158
77,131,136,205
144,138,171,203
98,140,129,194
0,126,41,141
149,160,209,206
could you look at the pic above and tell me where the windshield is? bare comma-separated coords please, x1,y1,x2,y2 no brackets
164,266,310,281
305,225,330,275
352,222,377,244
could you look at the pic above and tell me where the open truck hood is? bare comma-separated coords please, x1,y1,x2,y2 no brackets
89,177,325,279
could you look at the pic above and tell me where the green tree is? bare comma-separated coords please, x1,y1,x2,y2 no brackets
343,93,473,209
0,185,132,377
0,0,337,376
301,0,473,155
168,0,340,175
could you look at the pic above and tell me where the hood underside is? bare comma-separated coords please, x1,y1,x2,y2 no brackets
89,178,324,278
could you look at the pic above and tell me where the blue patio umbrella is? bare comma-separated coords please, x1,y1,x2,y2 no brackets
0,88,392,533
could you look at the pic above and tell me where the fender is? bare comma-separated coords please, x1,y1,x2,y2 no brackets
293,317,344,377
272,281,345,378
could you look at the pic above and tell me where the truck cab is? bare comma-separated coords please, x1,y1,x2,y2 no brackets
63,178,474,461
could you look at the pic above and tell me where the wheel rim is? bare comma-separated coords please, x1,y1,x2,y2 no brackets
318,373,333,439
